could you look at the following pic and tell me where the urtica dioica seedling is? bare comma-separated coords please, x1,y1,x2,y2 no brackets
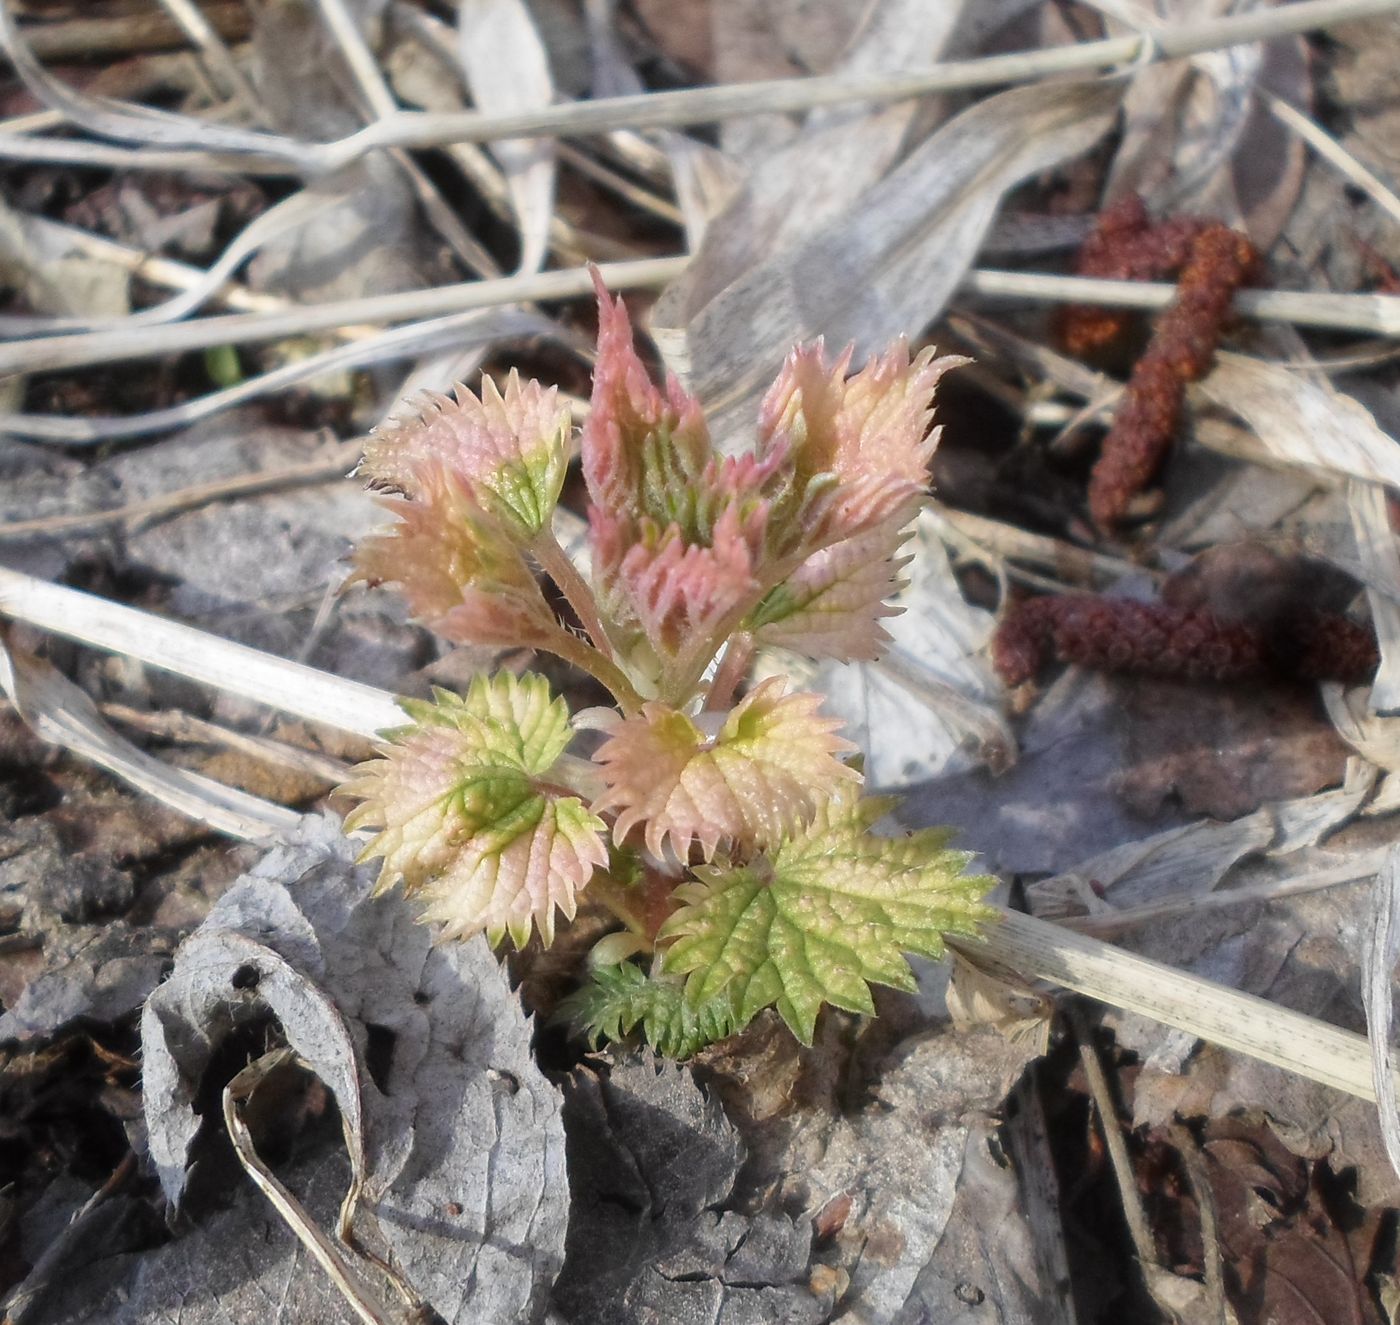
342,275,995,1056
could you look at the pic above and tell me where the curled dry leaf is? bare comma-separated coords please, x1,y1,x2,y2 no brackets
1099,0,1309,247
142,818,569,1321
1364,846,1400,1185
1349,479,1400,714
1194,355,1400,713
1197,351,1400,490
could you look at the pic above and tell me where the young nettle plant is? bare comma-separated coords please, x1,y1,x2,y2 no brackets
343,277,996,1056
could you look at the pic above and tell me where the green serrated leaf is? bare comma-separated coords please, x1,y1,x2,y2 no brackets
360,370,570,544
403,672,571,773
558,962,745,1058
483,440,566,540
658,788,997,1044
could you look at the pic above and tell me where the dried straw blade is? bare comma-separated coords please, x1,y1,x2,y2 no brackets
955,910,1396,1103
0,568,401,738
7,262,1400,381
1,0,1396,175
0,257,688,376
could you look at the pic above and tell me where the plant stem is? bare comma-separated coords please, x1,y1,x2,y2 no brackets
585,874,653,945
663,593,769,706
531,529,614,658
704,633,755,712
9,564,1398,1106
541,625,644,716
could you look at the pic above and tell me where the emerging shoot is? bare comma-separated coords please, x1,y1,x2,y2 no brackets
344,275,995,1055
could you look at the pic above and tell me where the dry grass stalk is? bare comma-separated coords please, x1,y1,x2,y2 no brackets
1,0,1396,176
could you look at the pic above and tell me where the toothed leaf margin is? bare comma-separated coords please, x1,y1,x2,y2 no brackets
659,790,997,1043
558,962,745,1059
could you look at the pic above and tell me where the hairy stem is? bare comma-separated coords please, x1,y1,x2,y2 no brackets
662,596,763,705
541,625,644,715
704,633,755,712
531,530,614,658
586,874,653,945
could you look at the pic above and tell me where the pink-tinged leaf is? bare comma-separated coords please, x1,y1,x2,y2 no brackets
342,674,607,948
610,502,765,657
415,795,607,947
592,677,859,861
361,370,571,541
582,273,710,518
759,340,966,548
352,463,558,647
581,276,808,667
750,525,910,662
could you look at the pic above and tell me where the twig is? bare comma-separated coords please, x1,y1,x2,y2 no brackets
1060,850,1388,937
1,211,296,318
0,1153,137,1325
1072,1010,1161,1281
154,0,262,114
314,0,397,119
556,141,685,226
0,568,404,737
933,504,1144,589
0,306,563,443
12,259,1400,380
383,2,595,268
0,640,305,844
99,702,355,784
1166,1123,1228,1325
948,309,1108,407
0,189,348,336
0,256,688,376
0,5,306,168
223,1053,405,1325
313,0,500,279
1,0,1395,175
955,909,1393,1102
311,0,1399,157
963,269,1400,335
